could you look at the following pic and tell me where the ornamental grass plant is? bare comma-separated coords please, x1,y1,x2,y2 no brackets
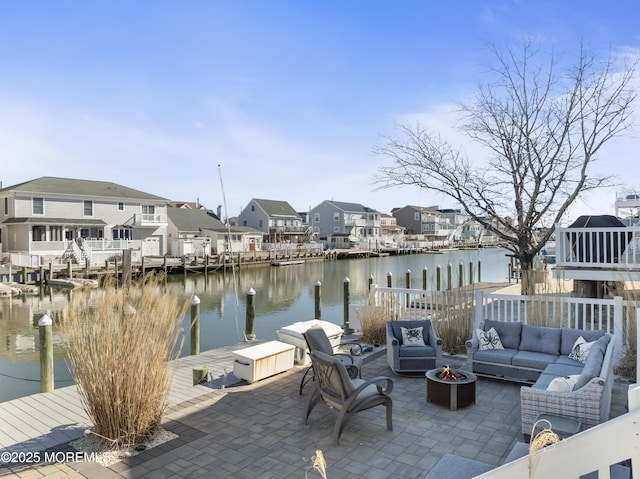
356,303,388,346
62,274,188,447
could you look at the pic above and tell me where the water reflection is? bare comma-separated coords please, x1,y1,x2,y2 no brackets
0,248,509,402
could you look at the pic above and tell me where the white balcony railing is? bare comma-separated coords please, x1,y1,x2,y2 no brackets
555,225,640,269
132,213,167,226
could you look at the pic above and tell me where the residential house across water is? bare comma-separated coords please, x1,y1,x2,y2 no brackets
0,176,169,266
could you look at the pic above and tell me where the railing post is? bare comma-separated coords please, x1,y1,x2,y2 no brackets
368,274,374,291
405,269,411,307
39,314,54,393
190,295,200,356
459,261,464,288
436,265,441,291
314,281,321,319
474,290,484,331
469,261,474,285
478,260,481,282
447,262,452,290
423,267,428,290
245,288,256,340
613,296,624,364
343,277,352,334
387,272,392,288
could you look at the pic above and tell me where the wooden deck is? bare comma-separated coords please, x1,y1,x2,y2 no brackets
0,343,255,454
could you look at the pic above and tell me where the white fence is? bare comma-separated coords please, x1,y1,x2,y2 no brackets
370,286,634,363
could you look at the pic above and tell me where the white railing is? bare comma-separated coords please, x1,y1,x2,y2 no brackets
8,252,41,267
132,213,167,225
477,405,639,478
83,239,129,251
556,224,640,269
370,286,633,362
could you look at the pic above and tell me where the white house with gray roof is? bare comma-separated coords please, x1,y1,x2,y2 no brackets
0,176,169,265
309,200,381,247
167,206,262,256
238,198,315,244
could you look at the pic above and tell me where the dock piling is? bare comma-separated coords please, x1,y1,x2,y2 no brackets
39,314,54,393
245,288,256,340
190,295,201,355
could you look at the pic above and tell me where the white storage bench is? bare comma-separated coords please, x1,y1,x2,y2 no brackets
276,319,344,365
232,341,296,383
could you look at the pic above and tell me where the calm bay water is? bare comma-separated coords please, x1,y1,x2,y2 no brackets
0,248,509,402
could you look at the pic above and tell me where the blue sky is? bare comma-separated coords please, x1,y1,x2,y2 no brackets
1,1,639,223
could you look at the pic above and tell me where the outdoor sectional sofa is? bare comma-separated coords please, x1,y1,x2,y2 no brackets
466,319,616,437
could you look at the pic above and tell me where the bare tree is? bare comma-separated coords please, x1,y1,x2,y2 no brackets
374,41,637,294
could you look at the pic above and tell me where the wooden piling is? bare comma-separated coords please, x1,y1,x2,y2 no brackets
190,295,201,355
314,281,321,319
39,314,54,393
245,288,256,340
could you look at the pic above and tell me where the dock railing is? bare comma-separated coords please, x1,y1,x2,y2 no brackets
370,286,634,363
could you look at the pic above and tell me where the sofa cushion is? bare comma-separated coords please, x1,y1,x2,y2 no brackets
547,374,581,392
568,336,596,363
401,326,425,347
573,335,609,390
519,325,561,355
531,373,558,390
398,344,435,357
553,355,585,369
473,348,518,365
477,327,504,350
544,362,584,377
512,350,559,370
484,320,522,349
560,327,605,356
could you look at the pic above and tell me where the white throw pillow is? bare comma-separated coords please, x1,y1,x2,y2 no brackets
568,336,596,363
476,327,504,351
547,374,581,392
400,326,425,347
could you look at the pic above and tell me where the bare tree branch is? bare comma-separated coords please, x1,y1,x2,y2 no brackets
373,40,637,292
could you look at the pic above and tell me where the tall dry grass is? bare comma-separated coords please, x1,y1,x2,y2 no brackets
62,274,188,447
356,303,388,346
430,288,475,355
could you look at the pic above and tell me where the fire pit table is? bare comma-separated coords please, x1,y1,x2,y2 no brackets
426,366,477,411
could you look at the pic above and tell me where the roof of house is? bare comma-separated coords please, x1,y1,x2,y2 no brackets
167,207,225,233
0,177,168,201
252,199,300,218
168,207,260,234
324,200,380,214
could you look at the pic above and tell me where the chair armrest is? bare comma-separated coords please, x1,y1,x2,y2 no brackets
333,352,360,365
339,340,364,356
351,376,394,397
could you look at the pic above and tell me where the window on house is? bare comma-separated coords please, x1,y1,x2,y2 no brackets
334,227,340,232
414,212,420,220
259,220,263,228
118,202,124,211
83,200,93,216
251,205,255,212
33,197,44,215
314,213,320,223
32,225,44,241
334,212,340,221
3,197,7,215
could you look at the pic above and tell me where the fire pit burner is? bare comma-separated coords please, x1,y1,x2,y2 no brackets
426,367,477,411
